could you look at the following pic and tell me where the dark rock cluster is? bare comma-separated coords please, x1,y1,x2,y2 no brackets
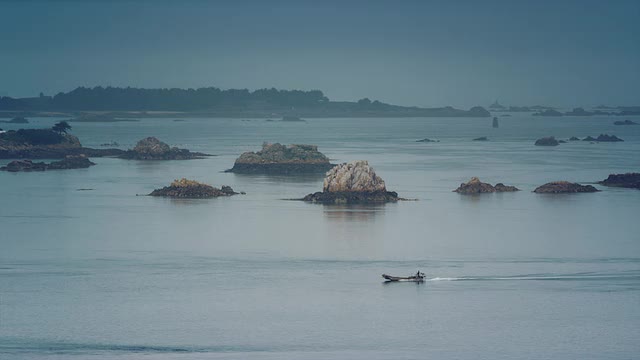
149,178,241,198
119,137,209,160
533,181,598,194
613,120,638,125
582,134,623,142
534,137,560,146
1,155,95,172
598,173,640,189
453,177,519,194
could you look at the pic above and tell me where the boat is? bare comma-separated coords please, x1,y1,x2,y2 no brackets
382,272,425,282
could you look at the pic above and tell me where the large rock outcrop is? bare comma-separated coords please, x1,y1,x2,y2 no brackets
120,137,209,160
598,173,640,189
149,178,241,198
453,177,519,194
1,155,95,172
227,142,334,174
302,161,401,204
533,181,599,194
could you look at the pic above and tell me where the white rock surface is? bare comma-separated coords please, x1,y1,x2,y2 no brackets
322,161,387,193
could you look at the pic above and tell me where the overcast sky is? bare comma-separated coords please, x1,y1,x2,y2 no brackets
1,0,638,108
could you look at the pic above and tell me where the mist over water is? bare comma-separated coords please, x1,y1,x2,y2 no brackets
1,115,639,359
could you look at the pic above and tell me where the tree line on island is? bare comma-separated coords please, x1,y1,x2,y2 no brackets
0,86,490,117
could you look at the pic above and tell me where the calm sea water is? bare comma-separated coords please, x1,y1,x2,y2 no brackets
1,115,639,359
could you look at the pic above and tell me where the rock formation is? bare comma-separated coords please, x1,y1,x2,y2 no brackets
533,181,599,194
473,136,488,141
0,127,124,159
598,173,640,189
494,183,520,192
149,178,241,198
569,136,581,141
416,138,439,143
582,134,624,142
1,155,95,172
613,120,638,125
595,134,623,142
1,159,48,172
227,142,333,174
453,177,519,194
120,137,209,160
534,136,559,146
302,161,401,204
492,117,499,128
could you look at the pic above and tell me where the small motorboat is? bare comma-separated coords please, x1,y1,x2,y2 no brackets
382,272,425,282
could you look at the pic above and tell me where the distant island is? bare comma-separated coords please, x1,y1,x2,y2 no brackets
0,86,490,118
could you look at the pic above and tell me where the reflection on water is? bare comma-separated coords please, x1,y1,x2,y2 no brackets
322,204,385,222
230,172,326,184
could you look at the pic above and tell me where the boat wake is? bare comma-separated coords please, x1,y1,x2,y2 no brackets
426,272,640,282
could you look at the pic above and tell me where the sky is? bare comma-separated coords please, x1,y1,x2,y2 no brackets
0,0,639,108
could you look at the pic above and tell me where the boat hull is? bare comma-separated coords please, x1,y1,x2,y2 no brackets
382,274,425,282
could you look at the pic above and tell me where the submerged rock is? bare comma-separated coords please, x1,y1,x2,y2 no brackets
227,142,333,174
120,137,209,160
302,161,401,204
1,155,95,172
416,138,439,143
533,181,599,194
598,173,640,189
534,136,559,146
149,178,241,198
473,136,488,141
453,177,519,194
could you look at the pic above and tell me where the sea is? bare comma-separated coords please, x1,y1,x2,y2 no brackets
1,114,639,359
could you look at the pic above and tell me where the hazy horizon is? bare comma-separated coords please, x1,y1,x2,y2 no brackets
1,0,639,108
